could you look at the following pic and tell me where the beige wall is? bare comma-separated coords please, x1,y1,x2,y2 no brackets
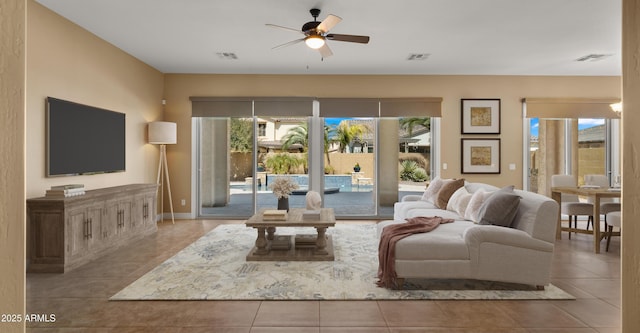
164,74,620,213
622,0,640,331
25,1,165,199
1,0,26,331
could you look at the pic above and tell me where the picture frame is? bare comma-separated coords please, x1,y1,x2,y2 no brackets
461,139,501,174
461,99,501,134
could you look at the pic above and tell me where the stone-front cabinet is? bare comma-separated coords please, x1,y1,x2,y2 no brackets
27,184,158,273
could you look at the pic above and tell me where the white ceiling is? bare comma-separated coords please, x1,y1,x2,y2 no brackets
36,0,621,76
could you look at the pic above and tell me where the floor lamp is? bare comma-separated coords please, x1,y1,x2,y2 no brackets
148,121,176,224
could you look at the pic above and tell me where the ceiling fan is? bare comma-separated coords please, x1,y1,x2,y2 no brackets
266,8,370,58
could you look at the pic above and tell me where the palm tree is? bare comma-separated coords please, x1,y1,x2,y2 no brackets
399,117,430,137
264,153,304,174
323,124,333,165
332,121,370,153
281,123,309,151
282,122,334,166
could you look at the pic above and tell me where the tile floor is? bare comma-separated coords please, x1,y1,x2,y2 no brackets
26,219,621,332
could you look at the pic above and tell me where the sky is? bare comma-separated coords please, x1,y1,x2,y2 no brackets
529,118,605,137
324,118,345,126
326,117,605,138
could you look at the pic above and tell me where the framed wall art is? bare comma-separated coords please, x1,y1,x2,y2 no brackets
461,99,501,134
461,138,501,174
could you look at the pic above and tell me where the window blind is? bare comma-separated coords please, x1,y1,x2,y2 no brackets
522,98,621,119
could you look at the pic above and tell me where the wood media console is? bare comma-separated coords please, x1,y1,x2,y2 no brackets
27,184,159,273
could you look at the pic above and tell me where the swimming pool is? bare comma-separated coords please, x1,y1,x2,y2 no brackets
234,174,373,193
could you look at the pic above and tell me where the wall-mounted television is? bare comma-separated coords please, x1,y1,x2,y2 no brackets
46,97,126,177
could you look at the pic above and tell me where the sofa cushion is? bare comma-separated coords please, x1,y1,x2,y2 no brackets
393,200,439,220
405,208,462,221
391,221,474,260
420,177,443,203
436,178,465,209
477,190,522,227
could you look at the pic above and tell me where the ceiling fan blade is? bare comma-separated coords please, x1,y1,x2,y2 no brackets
272,38,304,50
326,34,370,44
317,14,342,33
318,43,333,58
265,23,303,34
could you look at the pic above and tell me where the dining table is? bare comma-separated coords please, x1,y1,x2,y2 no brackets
550,186,621,253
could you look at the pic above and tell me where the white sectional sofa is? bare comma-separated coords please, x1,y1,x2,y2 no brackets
377,179,559,289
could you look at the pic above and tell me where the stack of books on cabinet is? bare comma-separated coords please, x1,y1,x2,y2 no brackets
46,184,85,198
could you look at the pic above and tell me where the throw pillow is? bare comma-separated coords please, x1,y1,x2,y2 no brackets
501,185,515,192
447,187,472,217
447,186,471,212
463,185,517,222
420,177,443,203
435,178,465,209
476,190,522,227
465,189,492,222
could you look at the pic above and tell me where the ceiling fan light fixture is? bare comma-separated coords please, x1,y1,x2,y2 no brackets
305,35,325,49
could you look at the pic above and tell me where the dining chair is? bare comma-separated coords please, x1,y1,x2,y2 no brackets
584,174,621,225
605,211,621,251
551,174,594,238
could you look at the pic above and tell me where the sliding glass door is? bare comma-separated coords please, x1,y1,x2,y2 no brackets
194,97,441,219
197,117,255,218
322,117,376,216
255,117,310,212
197,116,312,218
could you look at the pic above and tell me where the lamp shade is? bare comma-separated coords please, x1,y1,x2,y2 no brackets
148,121,177,144
610,102,622,113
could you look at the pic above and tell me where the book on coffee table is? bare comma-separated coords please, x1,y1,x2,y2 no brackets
262,209,288,220
302,209,321,220
295,234,321,248
270,235,292,250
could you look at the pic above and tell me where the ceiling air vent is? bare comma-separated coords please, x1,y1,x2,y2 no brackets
575,54,611,62
407,53,430,61
216,52,238,60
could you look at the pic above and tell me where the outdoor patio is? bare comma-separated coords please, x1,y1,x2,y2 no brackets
200,182,424,218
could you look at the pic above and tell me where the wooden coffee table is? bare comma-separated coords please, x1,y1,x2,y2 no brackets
245,208,336,261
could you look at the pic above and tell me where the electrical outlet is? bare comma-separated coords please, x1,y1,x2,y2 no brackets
181,199,186,206
442,163,448,170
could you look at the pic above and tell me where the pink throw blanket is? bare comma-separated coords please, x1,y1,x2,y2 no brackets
377,216,454,289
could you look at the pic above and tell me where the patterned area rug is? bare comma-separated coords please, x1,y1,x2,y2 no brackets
111,223,574,300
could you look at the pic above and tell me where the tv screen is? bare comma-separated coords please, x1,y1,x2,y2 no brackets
46,97,126,177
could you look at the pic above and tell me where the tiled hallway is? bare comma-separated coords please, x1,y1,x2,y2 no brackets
26,219,621,332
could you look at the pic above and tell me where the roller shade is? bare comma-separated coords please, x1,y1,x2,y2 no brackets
523,98,621,119
190,97,252,117
317,98,380,117
192,97,445,118
380,98,443,117
253,97,314,116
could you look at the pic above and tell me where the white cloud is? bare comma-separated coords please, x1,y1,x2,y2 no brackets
578,118,605,126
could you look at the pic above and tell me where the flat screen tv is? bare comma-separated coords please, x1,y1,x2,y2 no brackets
46,97,126,177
